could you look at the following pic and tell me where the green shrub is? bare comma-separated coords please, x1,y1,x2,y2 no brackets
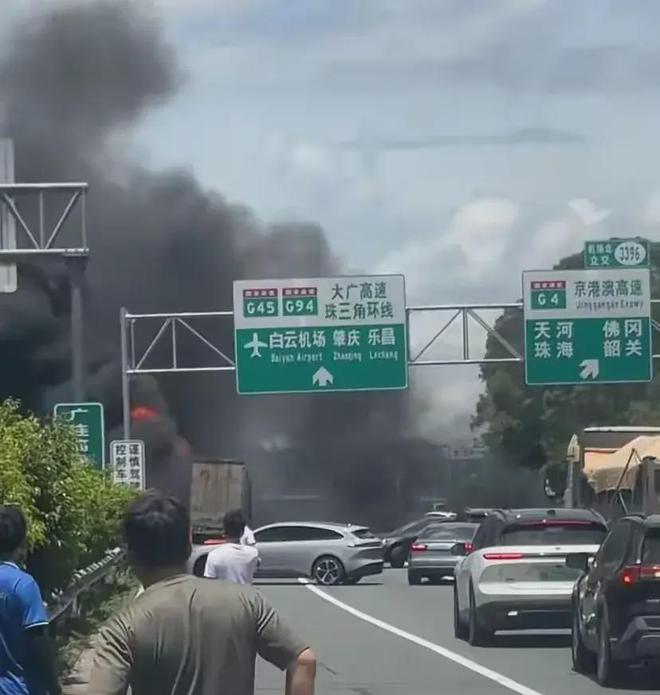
0,400,137,593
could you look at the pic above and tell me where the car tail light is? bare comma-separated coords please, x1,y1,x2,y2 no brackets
619,565,660,585
203,539,226,546
465,542,474,554
483,552,524,560
411,543,427,553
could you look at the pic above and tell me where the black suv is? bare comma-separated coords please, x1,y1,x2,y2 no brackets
570,514,660,686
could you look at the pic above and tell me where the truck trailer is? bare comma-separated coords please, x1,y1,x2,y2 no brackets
563,427,660,519
190,458,251,542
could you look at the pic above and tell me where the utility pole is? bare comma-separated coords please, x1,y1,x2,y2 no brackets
120,307,131,440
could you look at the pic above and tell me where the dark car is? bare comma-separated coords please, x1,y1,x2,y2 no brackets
459,508,492,522
570,514,660,686
407,522,478,585
381,516,453,568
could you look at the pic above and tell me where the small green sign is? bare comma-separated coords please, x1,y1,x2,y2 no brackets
523,269,652,386
282,289,318,317
584,238,649,269
530,281,567,310
242,288,278,318
233,276,408,394
54,402,105,469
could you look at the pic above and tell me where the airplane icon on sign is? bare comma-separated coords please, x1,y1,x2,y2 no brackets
244,332,268,358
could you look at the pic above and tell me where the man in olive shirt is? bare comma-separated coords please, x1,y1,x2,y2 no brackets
88,493,315,695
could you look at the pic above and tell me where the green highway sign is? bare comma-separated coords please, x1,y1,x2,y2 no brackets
233,275,408,394
54,402,105,469
523,269,652,386
584,238,649,269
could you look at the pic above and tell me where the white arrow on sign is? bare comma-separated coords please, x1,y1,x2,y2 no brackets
312,366,334,387
579,359,600,381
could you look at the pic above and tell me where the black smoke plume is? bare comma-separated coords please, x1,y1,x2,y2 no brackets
0,0,409,523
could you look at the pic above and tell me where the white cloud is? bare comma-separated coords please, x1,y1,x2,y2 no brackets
375,197,519,302
448,198,519,279
568,198,611,227
287,141,334,178
642,190,660,225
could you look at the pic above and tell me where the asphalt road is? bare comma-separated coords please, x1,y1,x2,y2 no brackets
254,568,660,695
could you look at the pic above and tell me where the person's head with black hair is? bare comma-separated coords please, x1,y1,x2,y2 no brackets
0,506,27,560
123,492,191,587
223,509,246,542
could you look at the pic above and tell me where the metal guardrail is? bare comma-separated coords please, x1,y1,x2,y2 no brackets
47,548,125,625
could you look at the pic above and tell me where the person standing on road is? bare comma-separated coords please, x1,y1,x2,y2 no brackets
205,510,259,585
89,493,315,695
241,521,256,546
0,506,61,695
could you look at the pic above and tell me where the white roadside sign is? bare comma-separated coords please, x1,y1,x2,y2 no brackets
110,440,145,490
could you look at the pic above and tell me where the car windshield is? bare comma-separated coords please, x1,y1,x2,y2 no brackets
501,522,607,545
420,524,476,541
352,528,376,539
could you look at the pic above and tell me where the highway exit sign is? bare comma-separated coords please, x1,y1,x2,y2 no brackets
523,269,652,386
233,275,408,394
584,238,649,269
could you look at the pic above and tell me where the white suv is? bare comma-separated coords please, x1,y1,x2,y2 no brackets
453,508,607,646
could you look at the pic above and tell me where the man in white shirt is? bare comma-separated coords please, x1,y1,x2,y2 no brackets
205,510,259,585
241,524,256,546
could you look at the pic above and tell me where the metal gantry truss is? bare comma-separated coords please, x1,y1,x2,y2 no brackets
119,301,660,438
0,183,89,399
0,183,88,257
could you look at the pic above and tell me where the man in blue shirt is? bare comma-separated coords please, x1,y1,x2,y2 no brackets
0,506,60,695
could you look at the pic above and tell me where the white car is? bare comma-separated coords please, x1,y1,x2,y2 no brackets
187,521,384,585
453,508,607,645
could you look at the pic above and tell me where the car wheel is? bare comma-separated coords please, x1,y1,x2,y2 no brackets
407,571,422,585
193,555,208,578
468,584,492,646
390,545,407,568
312,556,345,586
453,584,468,640
596,611,621,687
571,609,595,674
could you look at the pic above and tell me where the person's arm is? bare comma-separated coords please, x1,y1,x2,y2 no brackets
253,591,315,693
18,576,60,695
87,616,132,695
203,551,217,578
285,648,316,695
26,626,61,695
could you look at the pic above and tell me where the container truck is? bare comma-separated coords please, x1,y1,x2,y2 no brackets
561,427,660,519
190,458,251,542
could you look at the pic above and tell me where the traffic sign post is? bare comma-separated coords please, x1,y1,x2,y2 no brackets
233,275,408,394
54,402,105,469
584,238,649,269
523,269,652,386
110,440,145,490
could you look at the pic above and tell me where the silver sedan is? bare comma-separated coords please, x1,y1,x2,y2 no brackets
188,521,384,586
407,522,478,585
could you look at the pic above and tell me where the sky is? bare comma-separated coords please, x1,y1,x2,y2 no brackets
3,0,660,441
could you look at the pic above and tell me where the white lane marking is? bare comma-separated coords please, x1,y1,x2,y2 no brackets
298,579,544,695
